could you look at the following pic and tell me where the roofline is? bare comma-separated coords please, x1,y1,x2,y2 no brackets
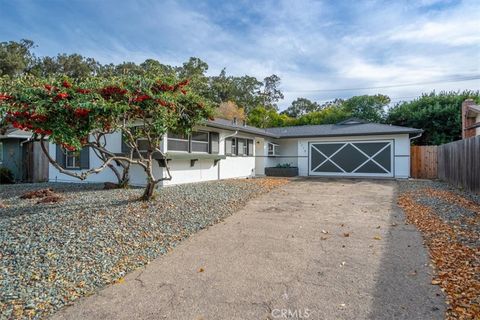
273,129,424,139
203,120,279,138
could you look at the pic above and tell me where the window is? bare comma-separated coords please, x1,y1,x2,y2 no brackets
191,131,209,153
137,138,150,151
237,139,246,156
65,150,81,169
268,143,278,156
247,139,254,156
243,140,248,155
168,132,189,152
231,138,237,155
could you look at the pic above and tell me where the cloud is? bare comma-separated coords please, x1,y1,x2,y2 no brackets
0,0,479,109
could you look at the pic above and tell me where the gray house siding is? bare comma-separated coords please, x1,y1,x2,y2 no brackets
1,139,23,181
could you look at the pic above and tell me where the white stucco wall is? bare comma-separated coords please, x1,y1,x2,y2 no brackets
295,134,411,178
49,126,259,187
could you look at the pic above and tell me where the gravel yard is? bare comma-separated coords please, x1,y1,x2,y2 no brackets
0,178,288,319
397,179,479,319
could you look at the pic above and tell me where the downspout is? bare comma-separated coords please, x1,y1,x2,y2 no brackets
218,130,239,180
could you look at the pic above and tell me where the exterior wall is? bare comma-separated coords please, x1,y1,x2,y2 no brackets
295,134,411,178
48,127,258,187
48,132,124,184
0,138,23,181
263,138,299,169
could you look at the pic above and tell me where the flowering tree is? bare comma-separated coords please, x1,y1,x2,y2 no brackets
0,75,212,200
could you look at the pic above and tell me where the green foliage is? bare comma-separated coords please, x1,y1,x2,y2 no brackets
282,97,322,117
341,94,390,122
247,105,293,128
294,106,350,125
0,167,14,184
275,163,292,168
0,39,36,77
386,91,480,145
0,75,212,151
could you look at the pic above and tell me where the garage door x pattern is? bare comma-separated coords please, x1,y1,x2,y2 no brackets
309,141,393,176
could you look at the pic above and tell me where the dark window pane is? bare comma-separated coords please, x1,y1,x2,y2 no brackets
169,132,188,140
191,131,208,142
168,139,189,151
137,139,150,151
192,142,208,152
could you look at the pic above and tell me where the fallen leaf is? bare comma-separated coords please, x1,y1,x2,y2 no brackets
376,226,381,229
373,236,382,240
198,268,204,273
431,279,441,285
320,237,328,240
343,233,350,237
321,230,329,234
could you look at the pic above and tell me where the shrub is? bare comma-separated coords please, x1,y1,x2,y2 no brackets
0,167,14,184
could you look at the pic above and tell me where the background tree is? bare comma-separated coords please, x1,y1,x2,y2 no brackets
260,74,284,109
0,39,37,76
32,53,100,78
215,101,245,121
341,94,390,122
386,90,480,145
282,97,321,117
247,105,292,128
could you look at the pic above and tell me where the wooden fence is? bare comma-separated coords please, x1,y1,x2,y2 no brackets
437,136,480,193
410,145,438,179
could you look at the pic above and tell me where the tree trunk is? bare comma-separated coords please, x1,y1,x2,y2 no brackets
141,181,156,200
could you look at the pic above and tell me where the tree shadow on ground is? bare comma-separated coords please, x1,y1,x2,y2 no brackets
368,189,446,320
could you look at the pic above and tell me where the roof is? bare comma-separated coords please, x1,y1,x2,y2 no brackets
204,117,422,139
264,119,423,138
204,118,278,138
0,128,32,139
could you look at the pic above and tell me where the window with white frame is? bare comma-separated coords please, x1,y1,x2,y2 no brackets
65,150,81,169
168,132,189,152
190,131,209,153
231,138,237,155
268,142,278,156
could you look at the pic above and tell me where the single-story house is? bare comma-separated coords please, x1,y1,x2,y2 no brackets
47,118,422,186
0,128,49,182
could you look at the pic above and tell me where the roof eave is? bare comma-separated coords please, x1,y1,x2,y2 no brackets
203,121,279,138
274,130,424,139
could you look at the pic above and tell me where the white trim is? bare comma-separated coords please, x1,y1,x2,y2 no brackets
308,140,394,177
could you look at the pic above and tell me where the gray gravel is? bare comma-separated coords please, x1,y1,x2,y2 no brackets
0,179,283,319
397,179,480,248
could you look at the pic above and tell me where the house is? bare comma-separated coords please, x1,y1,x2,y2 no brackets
462,99,480,139
47,118,422,186
0,128,49,182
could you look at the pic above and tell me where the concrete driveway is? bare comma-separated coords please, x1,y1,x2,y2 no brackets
52,179,445,320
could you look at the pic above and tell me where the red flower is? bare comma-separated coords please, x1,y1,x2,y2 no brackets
0,94,13,101
12,121,22,129
55,92,69,100
62,81,72,88
132,94,151,103
100,86,128,100
31,114,48,122
178,79,190,86
181,89,187,95
158,100,168,107
62,143,76,151
76,88,91,94
74,108,90,117
44,85,53,91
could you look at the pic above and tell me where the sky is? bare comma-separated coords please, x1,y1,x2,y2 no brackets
0,0,479,110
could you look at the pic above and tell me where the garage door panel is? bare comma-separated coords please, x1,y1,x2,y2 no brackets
314,143,344,157
316,161,343,173
309,140,393,177
373,145,391,169
311,148,326,169
355,161,388,174
331,144,368,172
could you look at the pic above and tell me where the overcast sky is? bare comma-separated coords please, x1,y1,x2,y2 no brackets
1,0,479,110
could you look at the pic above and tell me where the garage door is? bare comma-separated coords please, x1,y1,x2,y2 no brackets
309,140,393,177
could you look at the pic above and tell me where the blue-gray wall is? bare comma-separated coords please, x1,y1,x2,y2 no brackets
1,139,23,181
